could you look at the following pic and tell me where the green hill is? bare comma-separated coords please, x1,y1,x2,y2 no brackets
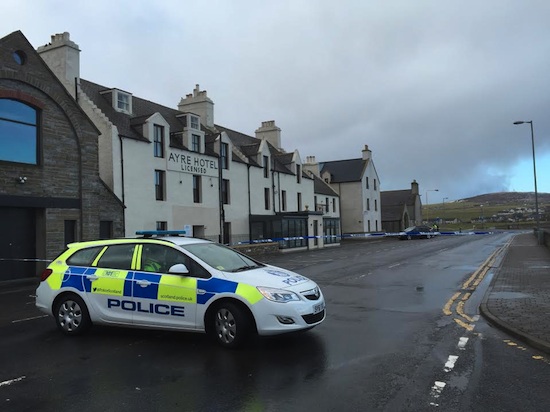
425,192,550,230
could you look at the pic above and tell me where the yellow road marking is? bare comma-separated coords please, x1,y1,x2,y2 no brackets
443,292,461,315
454,318,474,331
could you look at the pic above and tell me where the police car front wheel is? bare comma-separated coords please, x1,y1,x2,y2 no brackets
54,294,91,336
209,302,252,348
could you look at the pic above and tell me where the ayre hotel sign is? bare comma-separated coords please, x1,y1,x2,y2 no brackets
167,151,218,177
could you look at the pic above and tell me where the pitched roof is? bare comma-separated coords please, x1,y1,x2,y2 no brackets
380,189,417,221
80,80,308,179
312,174,339,196
80,79,217,155
320,158,367,183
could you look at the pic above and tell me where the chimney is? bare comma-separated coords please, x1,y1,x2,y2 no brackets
362,144,372,161
37,32,80,99
255,120,281,149
303,156,320,177
178,84,215,128
411,180,419,195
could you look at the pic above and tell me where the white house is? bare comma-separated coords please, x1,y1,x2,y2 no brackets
317,145,381,234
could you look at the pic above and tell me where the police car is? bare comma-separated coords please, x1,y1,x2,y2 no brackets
35,231,325,348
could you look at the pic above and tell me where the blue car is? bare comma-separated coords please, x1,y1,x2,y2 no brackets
398,225,435,240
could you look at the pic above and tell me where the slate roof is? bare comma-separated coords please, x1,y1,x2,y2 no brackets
80,79,217,155
312,174,339,196
80,80,310,181
320,158,367,183
380,189,417,221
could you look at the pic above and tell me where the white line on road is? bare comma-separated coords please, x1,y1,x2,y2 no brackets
0,376,26,388
12,315,48,324
388,263,401,268
444,355,459,372
458,337,469,350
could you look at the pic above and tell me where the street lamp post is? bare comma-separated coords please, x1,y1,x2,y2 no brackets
480,204,484,229
425,189,439,224
443,197,448,225
513,121,541,243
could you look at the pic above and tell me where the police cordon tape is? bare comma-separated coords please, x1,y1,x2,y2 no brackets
0,231,494,262
236,231,494,244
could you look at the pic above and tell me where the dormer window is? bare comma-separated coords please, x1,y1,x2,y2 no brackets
116,90,132,114
191,134,201,152
190,115,199,130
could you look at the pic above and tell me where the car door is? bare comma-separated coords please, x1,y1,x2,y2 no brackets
131,243,199,329
84,242,137,325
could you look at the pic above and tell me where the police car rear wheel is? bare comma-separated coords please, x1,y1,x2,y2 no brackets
210,302,251,348
54,294,91,336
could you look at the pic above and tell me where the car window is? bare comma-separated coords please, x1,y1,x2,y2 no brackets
141,243,211,279
96,244,136,270
66,246,103,267
181,243,261,272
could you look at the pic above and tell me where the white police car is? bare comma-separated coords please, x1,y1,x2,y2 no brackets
35,231,325,348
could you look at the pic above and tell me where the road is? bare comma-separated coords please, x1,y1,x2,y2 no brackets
1,233,549,411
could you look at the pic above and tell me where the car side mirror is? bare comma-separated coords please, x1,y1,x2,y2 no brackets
168,263,190,274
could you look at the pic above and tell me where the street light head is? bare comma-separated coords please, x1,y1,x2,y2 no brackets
513,121,525,125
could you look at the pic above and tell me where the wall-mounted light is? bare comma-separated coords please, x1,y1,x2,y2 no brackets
18,176,27,184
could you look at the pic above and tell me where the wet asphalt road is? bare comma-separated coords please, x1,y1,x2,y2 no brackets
2,233,550,411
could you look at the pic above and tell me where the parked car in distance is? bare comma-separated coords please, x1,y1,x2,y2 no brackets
398,225,435,240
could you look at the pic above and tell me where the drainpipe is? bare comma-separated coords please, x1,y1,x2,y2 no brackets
119,135,126,234
247,164,252,243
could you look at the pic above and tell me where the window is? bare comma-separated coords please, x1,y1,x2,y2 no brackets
192,134,201,152
0,99,38,164
222,179,230,204
374,179,377,190
375,199,378,211
117,92,130,113
193,175,202,203
296,164,302,183
66,246,103,267
264,188,270,210
190,115,199,129
326,197,329,212
97,244,136,270
154,125,164,158
155,170,166,201
282,190,287,211
223,222,231,245
64,220,76,245
366,177,369,189
220,142,229,169
332,198,336,213
263,156,269,178
367,198,370,211
100,221,113,239
297,192,302,211
156,221,167,230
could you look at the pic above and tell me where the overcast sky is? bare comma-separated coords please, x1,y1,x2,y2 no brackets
5,0,550,202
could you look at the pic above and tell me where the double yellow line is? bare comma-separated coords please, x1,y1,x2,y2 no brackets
443,242,509,331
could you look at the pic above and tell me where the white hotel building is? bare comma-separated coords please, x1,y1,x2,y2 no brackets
37,32,341,250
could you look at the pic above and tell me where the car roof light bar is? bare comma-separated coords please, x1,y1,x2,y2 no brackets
135,230,189,238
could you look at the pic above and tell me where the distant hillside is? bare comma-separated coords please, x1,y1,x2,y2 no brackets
459,192,550,205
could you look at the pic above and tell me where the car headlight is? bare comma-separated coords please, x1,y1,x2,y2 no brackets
257,287,301,303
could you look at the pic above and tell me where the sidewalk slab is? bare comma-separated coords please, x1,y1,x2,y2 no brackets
480,233,550,354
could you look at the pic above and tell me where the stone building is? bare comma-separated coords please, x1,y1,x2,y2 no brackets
380,180,423,232
0,31,124,281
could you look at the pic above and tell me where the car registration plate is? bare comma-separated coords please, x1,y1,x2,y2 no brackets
313,302,325,314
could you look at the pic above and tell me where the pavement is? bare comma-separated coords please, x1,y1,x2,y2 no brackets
480,231,550,354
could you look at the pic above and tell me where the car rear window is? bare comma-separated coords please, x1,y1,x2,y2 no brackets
66,246,103,267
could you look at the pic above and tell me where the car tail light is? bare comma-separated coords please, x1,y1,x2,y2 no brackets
40,269,53,282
